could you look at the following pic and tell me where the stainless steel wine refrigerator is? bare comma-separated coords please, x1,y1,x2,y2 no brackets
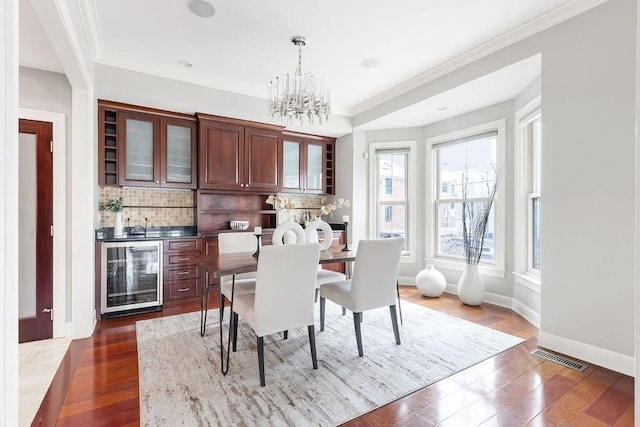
101,240,163,318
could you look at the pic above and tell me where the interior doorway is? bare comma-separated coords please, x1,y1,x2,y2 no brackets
18,119,54,343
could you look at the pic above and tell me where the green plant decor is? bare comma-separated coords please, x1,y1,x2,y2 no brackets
101,198,124,212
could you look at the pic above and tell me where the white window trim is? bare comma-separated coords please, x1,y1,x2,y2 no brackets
369,140,417,264
514,96,541,288
425,119,506,278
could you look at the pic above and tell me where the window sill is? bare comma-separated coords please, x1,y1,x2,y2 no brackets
426,257,505,279
512,272,541,292
400,255,416,265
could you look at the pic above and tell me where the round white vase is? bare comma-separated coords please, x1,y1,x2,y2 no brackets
114,211,125,237
458,263,485,305
415,265,446,297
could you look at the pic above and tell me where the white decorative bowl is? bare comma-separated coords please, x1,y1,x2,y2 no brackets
230,220,249,230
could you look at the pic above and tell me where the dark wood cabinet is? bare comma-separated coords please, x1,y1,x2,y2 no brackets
163,238,203,301
282,131,336,195
98,100,197,189
197,114,283,193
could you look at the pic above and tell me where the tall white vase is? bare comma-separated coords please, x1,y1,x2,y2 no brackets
114,211,125,237
457,263,485,305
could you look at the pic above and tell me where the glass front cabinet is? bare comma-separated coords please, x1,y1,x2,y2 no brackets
282,132,332,194
118,111,197,189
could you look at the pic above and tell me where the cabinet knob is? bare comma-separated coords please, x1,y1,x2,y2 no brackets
240,184,244,187
162,181,166,184
155,181,160,184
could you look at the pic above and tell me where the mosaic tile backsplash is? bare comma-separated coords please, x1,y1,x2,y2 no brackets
99,187,196,228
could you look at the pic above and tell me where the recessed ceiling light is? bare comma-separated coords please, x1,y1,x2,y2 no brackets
178,60,192,68
437,105,448,111
361,58,381,69
187,0,215,18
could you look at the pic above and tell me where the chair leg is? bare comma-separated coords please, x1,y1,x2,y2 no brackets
308,325,318,369
232,312,239,352
396,280,403,325
283,330,288,340
353,312,364,357
390,305,401,345
314,288,319,303
320,297,326,332
257,336,265,387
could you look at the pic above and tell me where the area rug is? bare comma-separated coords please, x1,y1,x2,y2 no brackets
136,300,523,426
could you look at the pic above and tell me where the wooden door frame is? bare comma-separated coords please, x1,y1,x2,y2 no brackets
19,109,67,338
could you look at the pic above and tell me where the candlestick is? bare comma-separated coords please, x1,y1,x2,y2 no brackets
254,226,262,235
342,221,351,252
342,215,349,223
253,233,262,257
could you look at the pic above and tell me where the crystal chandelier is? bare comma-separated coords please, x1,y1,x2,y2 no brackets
268,36,331,126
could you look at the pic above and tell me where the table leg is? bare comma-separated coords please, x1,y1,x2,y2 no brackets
220,275,235,375
200,271,211,337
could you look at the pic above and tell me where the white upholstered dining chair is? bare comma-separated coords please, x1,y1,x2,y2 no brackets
217,232,258,325
319,238,403,357
231,242,321,386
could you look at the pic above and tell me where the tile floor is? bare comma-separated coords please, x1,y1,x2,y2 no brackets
18,337,72,426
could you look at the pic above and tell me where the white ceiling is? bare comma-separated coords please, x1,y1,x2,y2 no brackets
20,0,576,128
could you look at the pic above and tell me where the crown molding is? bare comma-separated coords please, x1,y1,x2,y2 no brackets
77,0,103,62
349,0,611,117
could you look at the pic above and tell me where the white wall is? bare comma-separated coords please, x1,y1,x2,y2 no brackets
354,0,637,374
1,0,19,424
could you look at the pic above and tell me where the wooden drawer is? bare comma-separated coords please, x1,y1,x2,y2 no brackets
164,251,201,267
164,265,200,281
164,238,203,253
164,279,201,300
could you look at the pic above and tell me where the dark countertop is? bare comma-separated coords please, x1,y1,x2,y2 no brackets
96,223,346,242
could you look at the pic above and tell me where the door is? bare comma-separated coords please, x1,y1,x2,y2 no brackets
198,120,245,191
160,117,197,189
245,126,281,192
18,119,54,343
119,110,161,187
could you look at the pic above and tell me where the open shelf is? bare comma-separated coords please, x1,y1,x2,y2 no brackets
197,191,277,232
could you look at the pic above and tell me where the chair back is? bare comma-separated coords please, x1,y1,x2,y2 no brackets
218,232,256,254
350,238,403,312
253,243,321,336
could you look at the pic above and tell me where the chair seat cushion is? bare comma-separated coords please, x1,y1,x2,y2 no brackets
221,277,256,298
315,269,346,287
319,280,354,311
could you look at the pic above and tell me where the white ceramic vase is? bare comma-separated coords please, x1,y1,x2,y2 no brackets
457,263,485,305
114,211,125,237
415,265,446,297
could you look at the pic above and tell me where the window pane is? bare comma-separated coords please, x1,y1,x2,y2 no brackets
531,197,541,270
533,118,542,192
438,137,496,199
125,119,154,181
378,203,406,250
166,124,192,183
378,153,406,201
438,201,494,262
283,140,300,188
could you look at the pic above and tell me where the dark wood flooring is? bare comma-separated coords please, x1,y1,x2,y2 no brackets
30,289,634,426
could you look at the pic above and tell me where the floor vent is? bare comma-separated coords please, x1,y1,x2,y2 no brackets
530,349,588,371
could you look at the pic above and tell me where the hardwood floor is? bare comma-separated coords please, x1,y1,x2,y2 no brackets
32,289,633,426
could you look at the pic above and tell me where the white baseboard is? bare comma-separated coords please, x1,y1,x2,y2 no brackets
538,330,635,377
512,299,540,328
443,284,512,309
398,276,416,286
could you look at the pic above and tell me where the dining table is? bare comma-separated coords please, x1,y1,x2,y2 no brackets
192,246,358,374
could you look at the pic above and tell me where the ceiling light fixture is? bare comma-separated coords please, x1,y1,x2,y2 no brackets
361,58,381,69
437,105,448,111
178,60,192,68
187,0,215,18
268,35,331,126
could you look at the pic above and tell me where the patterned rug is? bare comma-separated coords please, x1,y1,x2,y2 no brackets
137,300,523,426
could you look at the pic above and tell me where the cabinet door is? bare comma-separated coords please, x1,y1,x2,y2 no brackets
305,140,325,194
161,118,197,189
245,126,281,192
282,137,303,192
199,120,245,190
119,111,160,187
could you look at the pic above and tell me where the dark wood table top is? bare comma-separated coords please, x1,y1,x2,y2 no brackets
193,246,356,278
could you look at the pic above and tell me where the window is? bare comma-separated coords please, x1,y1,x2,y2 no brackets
369,140,416,258
523,109,541,272
433,130,498,264
384,178,393,195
